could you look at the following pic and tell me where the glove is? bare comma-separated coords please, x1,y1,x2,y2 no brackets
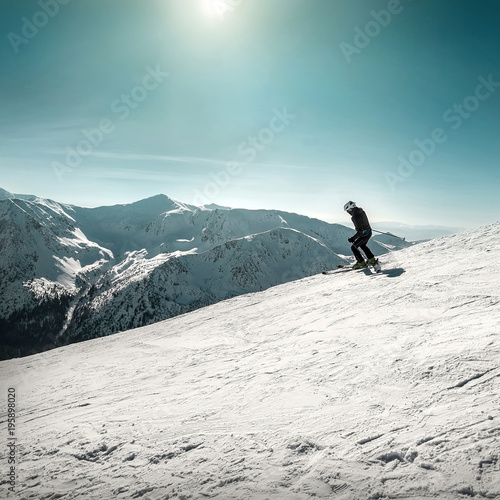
348,236,355,243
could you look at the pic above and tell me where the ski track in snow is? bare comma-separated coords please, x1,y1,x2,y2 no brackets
1,224,500,499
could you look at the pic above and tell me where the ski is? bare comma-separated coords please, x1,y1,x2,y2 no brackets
322,269,352,275
322,264,358,274
322,259,382,275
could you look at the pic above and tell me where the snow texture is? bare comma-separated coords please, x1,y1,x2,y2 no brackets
1,222,499,499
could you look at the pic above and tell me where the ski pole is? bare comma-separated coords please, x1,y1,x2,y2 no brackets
372,229,406,241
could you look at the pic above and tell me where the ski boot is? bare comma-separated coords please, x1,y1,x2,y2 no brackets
352,260,367,270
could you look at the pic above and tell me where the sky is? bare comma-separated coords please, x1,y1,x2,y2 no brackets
0,0,499,228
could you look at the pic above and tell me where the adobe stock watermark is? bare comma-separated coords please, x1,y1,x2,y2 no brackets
385,74,500,191
6,388,18,493
340,0,413,64
52,64,169,181
7,0,72,54
193,107,296,206
208,0,245,20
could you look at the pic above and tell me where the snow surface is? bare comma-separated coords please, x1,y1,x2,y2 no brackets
1,223,499,499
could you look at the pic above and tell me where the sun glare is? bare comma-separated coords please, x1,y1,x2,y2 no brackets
201,0,236,21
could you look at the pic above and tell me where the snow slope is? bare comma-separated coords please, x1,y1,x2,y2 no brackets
1,222,499,499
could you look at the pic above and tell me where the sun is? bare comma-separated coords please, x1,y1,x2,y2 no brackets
201,0,235,21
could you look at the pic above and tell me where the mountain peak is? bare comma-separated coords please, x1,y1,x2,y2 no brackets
0,187,40,203
0,187,14,199
103,194,195,214
135,193,174,204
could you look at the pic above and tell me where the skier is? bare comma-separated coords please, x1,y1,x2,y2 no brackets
344,201,378,269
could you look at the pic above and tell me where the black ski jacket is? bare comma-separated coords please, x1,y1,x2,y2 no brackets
350,207,371,239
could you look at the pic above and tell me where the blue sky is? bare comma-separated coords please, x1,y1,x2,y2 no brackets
1,0,499,227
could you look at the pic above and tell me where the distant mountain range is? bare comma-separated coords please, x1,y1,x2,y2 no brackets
372,222,465,242
0,188,412,359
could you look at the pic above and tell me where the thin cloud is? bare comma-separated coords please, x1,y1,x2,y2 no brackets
73,167,189,181
46,149,310,171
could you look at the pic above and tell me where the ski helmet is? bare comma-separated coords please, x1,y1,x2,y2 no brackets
344,201,356,212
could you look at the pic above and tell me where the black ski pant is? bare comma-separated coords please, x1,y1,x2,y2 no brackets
351,229,375,263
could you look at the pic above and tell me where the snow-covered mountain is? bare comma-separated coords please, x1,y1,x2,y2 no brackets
1,222,498,499
0,187,37,202
372,222,465,242
0,191,411,360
